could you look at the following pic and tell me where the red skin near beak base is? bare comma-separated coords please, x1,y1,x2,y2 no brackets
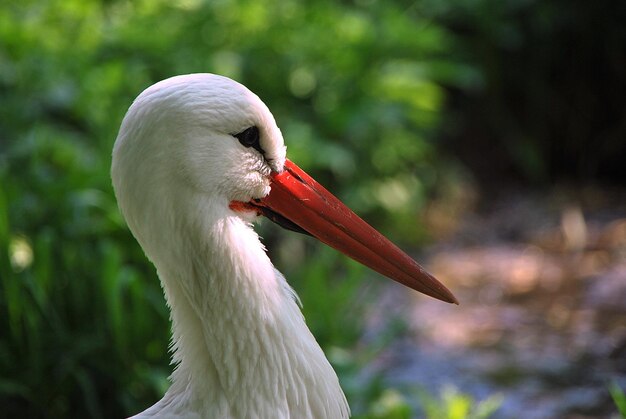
230,159,458,305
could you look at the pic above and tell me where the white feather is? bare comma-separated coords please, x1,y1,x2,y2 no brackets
111,74,350,418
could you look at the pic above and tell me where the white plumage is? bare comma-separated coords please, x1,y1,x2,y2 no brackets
112,74,455,418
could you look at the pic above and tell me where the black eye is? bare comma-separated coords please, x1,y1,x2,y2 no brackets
233,126,264,156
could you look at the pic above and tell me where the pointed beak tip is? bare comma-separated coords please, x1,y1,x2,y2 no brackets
419,277,459,305
446,293,460,305
424,271,459,305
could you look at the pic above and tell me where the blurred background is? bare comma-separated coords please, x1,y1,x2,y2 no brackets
1,0,625,418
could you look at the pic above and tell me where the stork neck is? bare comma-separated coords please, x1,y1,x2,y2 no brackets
140,206,349,418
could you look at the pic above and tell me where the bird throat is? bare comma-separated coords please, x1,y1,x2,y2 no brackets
139,213,349,418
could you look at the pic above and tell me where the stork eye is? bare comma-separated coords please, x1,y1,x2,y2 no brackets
233,126,264,156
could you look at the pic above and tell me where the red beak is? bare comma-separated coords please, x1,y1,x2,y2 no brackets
235,159,458,305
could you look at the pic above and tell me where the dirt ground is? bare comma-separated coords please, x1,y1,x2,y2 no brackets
369,185,626,418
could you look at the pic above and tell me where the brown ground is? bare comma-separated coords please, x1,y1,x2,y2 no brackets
369,185,626,418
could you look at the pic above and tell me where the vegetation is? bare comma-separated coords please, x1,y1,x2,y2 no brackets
610,381,626,419
1,0,623,417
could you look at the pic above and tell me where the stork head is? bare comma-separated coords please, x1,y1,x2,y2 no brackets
112,74,457,304
113,74,285,212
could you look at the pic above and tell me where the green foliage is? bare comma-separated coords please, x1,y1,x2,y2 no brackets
610,381,626,418
417,386,503,419
0,139,171,417
360,389,412,419
1,0,463,238
347,383,502,418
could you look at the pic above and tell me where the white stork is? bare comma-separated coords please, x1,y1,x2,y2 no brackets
111,73,457,419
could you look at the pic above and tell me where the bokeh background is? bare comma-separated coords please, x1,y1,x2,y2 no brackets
1,0,625,418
